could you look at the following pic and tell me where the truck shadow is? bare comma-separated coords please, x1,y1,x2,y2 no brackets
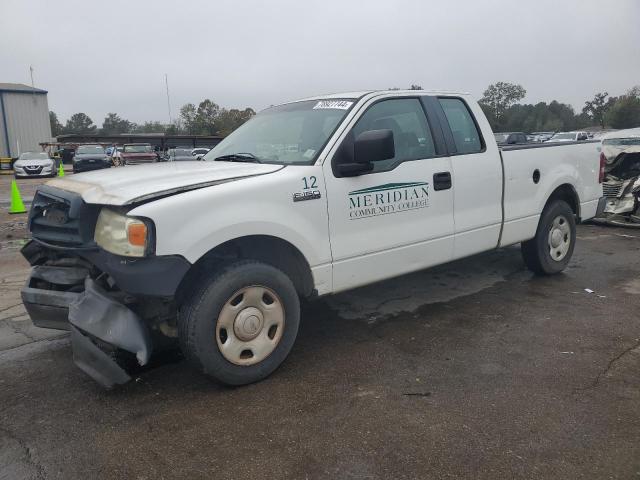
124,246,529,394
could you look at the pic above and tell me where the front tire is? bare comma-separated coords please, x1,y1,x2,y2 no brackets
521,200,576,275
178,260,300,385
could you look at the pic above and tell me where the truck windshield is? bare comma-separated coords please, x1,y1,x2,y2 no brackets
204,99,355,165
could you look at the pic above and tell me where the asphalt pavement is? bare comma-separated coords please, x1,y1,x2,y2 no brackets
0,224,639,479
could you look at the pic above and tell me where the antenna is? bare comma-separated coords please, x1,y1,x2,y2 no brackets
165,74,172,126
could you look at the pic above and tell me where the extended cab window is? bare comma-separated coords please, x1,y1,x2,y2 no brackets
438,98,483,154
350,98,435,173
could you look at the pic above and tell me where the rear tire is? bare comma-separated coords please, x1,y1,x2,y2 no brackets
521,200,576,275
178,260,300,386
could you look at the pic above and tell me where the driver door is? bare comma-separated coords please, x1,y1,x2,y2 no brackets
323,96,455,292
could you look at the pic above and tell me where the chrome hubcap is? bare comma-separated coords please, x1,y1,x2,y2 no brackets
216,286,284,366
548,215,571,261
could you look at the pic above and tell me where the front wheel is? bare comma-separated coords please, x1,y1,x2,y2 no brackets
178,260,300,385
521,200,576,275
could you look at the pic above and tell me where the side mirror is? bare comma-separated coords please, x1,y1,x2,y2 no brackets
336,129,394,176
354,129,395,163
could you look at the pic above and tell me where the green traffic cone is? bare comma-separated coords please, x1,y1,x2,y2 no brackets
9,179,26,214
58,162,65,177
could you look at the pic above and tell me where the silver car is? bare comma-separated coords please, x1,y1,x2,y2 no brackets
13,152,56,178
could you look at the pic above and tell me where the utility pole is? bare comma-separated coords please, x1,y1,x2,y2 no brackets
165,74,172,126
29,65,36,100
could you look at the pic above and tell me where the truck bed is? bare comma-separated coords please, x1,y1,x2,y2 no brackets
499,140,602,246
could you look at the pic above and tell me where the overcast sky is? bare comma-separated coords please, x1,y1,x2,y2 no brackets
1,0,639,125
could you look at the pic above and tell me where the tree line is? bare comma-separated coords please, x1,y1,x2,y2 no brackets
49,99,256,137
479,82,640,132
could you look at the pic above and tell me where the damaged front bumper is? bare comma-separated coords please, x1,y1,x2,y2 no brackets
20,240,189,388
22,264,154,388
69,279,152,388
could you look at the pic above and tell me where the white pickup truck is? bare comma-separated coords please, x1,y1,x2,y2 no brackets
21,90,605,388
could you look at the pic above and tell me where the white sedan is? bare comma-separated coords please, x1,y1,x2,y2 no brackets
191,147,210,160
13,152,56,178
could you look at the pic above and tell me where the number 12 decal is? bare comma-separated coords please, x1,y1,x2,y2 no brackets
302,176,317,190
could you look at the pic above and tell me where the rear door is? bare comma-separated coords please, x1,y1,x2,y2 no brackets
323,95,455,292
430,96,503,258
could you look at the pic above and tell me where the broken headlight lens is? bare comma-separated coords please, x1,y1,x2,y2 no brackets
94,208,151,257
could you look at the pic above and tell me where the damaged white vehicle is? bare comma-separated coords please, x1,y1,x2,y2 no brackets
597,128,640,227
21,90,604,388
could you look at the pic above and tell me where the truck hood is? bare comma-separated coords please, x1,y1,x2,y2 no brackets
45,161,284,206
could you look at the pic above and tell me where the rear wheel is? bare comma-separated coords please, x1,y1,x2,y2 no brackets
521,200,576,275
178,260,300,385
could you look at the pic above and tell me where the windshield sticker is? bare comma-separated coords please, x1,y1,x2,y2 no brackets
313,100,353,110
303,149,316,159
348,182,429,220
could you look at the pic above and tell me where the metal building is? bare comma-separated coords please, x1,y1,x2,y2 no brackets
0,83,52,158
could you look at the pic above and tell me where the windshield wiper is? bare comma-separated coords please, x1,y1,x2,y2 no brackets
214,153,262,163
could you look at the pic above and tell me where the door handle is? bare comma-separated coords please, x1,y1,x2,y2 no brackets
433,171,452,191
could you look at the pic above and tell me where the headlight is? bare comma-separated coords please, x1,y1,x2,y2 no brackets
94,208,152,257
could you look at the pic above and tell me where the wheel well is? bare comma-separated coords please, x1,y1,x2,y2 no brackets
176,235,314,303
546,184,580,219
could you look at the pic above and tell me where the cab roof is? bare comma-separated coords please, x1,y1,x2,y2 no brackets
293,89,471,103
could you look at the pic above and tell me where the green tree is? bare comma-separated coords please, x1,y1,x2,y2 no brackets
165,120,184,135
101,113,136,135
605,92,640,129
582,92,614,128
195,99,220,135
179,103,198,134
134,121,167,133
64,113,97,134
215,108,255,136
479,82,526,130
49,111,63,136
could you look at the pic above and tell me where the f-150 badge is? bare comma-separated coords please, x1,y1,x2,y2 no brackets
293,191,321,202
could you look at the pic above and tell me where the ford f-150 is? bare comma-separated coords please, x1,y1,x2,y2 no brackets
20,90,605,388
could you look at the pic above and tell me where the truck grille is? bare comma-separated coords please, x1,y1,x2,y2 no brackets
29,186,100,247
603,180,624,198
